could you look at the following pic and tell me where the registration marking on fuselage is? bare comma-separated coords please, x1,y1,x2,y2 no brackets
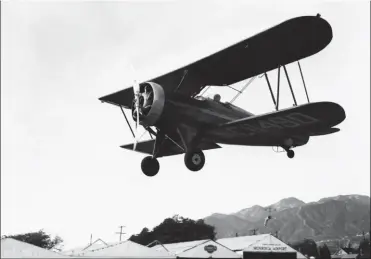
227,112,320,136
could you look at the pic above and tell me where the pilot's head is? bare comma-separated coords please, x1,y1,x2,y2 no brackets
213,94,221,102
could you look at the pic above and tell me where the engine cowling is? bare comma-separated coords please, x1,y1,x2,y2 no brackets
131,82,165,126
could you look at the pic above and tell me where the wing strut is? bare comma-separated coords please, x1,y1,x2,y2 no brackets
264,73,277,110
230,76,257,103
174,69,188,92
120,105,154,140
298,61,310,102
283,65,297,106
120,106,135,138
276,66,281,110
264,61,311,110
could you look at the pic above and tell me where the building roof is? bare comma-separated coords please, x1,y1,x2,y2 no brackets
217,234,271,251
342,248,359,254
78,240,175,258
1,238,69,258
152,239,208,255
152,239,241,258
334,249,349,256
217,234,307,258
62,238,113,256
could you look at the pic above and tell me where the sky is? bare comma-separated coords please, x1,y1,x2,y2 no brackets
1,0,370,250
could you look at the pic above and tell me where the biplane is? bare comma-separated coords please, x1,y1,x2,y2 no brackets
99,14,346,177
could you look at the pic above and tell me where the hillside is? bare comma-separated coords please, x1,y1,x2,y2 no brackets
204,195,370,243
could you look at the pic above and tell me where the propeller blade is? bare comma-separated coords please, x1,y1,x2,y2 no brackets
129,64,142,150
133,138,138,151
133,107,140,151
130,65,140,94
133,128,147,151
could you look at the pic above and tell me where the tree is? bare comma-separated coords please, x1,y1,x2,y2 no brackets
358,238,370,256
291,239,320,258
130,227,155,247
129,215,216,246
3,230,63,251
318,243,332,259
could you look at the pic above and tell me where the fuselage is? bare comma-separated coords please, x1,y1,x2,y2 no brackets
153,93,309,148
158,94,253,129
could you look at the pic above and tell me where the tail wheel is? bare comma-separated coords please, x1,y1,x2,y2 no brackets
184,150,205,171
287,149,295,159
141,156,160,177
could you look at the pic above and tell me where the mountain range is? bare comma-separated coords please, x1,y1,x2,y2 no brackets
204,195,370,244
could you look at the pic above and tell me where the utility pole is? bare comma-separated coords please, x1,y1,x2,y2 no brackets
250,228,258,235
115,225,126,242
266,207,276,216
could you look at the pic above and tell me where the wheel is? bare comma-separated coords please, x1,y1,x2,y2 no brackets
141,156,160,177
287,149,295,159
184,150,205,171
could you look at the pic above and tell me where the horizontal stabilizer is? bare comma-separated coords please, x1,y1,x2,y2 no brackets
308,127,340,136
121,139,221,158
207,102,345,145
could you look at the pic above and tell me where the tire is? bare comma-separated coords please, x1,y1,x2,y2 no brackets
287,150,295,159
141,156,160,176
184,150,205,171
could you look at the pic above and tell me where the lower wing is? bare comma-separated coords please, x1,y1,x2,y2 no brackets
121,139,221,157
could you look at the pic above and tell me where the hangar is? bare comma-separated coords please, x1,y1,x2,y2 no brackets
217,234,306,259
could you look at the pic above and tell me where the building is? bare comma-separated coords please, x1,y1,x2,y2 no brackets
217,234,307,259
62,238,112,256
1,237,70,258
151,239,241,258
78,240,175,258
332,247,364,259
334,248,359,255
332,254,359,259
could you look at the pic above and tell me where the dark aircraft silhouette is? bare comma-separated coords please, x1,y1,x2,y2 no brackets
99,14,346,177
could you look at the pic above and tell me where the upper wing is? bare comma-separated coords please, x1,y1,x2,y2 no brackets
207,102,345,141
99,15,332,108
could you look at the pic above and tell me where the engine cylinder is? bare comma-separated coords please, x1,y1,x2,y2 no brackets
131,82,165,126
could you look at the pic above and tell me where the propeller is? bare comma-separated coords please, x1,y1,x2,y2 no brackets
130,65,147,151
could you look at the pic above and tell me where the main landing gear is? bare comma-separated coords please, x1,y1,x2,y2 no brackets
140,149,206,177
184,149,205,171
141,156,160,177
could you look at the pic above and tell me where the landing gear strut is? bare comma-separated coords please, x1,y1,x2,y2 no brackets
184,150,205,171
140,130,164,177
141,156,160,177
